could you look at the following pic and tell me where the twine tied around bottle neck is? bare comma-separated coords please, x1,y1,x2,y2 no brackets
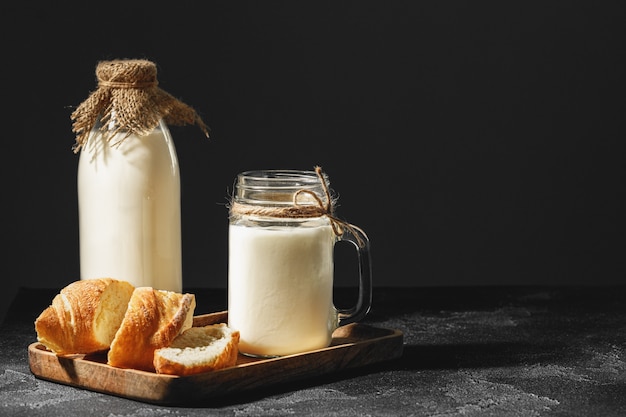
230,166,366,248
70,59,209,153
96,79,159,89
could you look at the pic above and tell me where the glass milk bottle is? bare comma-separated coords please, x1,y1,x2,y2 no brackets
228,168,372,357
77,117,182,291
71,59,208,291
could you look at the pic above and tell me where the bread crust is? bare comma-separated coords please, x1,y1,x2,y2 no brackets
34,278,134,355
107,287,196,372
154,324,240,375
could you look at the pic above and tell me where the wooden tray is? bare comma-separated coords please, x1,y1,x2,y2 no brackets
29,311,404,405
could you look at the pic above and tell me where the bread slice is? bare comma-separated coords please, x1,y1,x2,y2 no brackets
154,323,240,375
107,287,196,372
34,278,135,355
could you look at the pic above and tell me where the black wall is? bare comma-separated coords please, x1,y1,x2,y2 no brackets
2,1,624,321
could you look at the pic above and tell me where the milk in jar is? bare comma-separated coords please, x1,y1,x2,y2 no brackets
228,220,336,357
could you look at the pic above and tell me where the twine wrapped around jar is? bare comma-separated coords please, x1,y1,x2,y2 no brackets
230,166,366,247
70,59,209,153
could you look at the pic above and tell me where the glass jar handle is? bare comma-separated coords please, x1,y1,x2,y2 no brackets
336,225,372,327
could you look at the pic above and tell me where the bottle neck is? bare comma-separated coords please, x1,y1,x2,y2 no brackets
93,110,166,133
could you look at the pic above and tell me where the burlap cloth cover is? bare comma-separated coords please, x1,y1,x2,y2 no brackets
71,59,209,152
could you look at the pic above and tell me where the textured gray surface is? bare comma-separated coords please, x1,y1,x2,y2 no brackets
2,286,625,416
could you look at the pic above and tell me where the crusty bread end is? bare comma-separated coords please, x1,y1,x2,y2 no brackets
154,323,240,375
34,278,134,355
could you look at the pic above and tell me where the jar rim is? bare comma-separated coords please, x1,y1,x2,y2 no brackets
234,170,324,205
238,169,318,180
237,170,320,188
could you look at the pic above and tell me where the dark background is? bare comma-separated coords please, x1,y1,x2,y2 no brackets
1,1,624,322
